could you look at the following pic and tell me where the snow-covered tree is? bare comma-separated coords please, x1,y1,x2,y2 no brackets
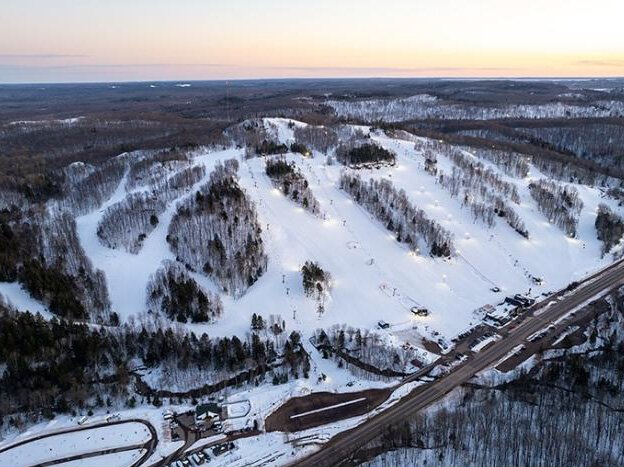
146,260,223,323
529,179,583,237
265,158,321,216
168,161,267,297
595,204,624,256
340,172,454,257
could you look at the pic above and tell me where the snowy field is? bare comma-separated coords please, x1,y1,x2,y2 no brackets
53,450,145,467
0,407,186,467
0,422,150,467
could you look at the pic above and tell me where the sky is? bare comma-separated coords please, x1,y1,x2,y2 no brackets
1,0,623,83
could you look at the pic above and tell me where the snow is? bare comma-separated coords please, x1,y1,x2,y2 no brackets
0,422,150,467
4,117,612,348
51,450,145,467
206,380,423,467
224,400,251,419
326,95,624,121
3,116,622,466
290,397,367,419
1,117,617,395
471,334,501,352
9,117,85,126
74,149,231,321
0,282,52,319
0,405,188,467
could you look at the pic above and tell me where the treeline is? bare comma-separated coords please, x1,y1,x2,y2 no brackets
340,173,454,257
0,306,308,426
54,157,127,216
458,127,620,185
124,148,191,191
265,158,321,216
529,179,583,237
463,146,531,179
146,260,223,323
336,143,396,167
413,138,531,180
520,124,624,171
167,160,268,297
226,119,270,151
143,164,206,203
0,209,111,323
327,94,624,122
253,140,289,156
595,204,624,256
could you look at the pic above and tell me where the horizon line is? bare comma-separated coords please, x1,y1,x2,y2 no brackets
1,75,623,86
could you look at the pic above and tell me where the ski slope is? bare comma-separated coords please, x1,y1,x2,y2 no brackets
2,118,620,352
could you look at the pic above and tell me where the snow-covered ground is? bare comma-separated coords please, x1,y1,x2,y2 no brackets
2,117,622,466
0,422,150,467
0,406,186,467
5,120,616,345
52,450,145,467
4,118,615,346
2,118,619,379
0,282,52,318
207,380,423,467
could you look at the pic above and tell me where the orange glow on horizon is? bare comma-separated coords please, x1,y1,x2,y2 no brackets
1,0,623,82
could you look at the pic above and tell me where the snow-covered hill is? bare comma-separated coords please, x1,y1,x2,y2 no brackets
2,118,622,355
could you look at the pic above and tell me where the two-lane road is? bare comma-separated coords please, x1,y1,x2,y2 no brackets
294,260,624,467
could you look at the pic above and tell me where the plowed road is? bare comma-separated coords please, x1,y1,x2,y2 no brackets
294,260,624,467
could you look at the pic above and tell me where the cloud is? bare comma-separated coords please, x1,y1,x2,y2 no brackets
270,65,521,74
0,61,518,74
574,59,624,67
0,53,88,59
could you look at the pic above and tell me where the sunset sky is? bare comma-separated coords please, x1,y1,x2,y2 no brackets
1,0,623,83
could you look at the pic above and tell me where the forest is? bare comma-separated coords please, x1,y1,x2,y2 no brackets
145,260,223,323
0,304,309,429
167,160,268,297
336,142,396,167
0,209,111,323
529,179,583,237
97,162,206,254
595,204,624,257
265,158,321,216
293,124,339,154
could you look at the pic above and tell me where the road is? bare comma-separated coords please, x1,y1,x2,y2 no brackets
0,419,157,467
293,259,624,467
